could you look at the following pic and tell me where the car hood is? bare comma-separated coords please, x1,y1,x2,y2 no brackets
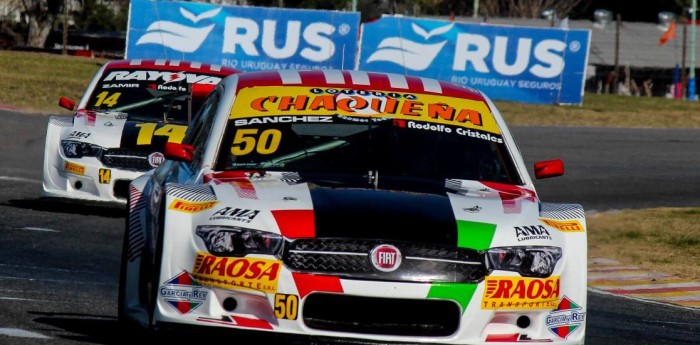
69,109,187,151
191,173,542,248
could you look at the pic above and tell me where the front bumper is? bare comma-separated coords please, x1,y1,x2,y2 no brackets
42,153,142,204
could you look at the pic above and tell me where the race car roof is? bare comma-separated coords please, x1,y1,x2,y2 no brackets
102,59,240,76
232,70,488,101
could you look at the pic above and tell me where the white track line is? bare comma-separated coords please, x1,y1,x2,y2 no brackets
0,328,50,339
19,227,59,232
0,176,41,184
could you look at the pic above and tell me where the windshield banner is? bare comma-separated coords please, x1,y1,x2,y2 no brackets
126,0,360,71
229,86,501,135
358,16,591,105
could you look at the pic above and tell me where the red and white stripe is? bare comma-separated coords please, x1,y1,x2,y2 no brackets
105,59,239,75
236,70,487,100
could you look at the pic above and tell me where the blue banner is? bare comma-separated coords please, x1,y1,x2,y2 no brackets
358,17,591,105
126,0,360,71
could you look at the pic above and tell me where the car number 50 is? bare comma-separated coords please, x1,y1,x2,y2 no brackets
231,128,281,155
274,293,298,320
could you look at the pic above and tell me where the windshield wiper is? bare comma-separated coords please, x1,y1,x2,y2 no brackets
258,139,348,168
110,97,167,112
110,86,188,119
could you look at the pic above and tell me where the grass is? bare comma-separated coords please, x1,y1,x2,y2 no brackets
0,51,107,113
588,208,700,280
4,50,700,128
499,95,700,128
2,50,700,280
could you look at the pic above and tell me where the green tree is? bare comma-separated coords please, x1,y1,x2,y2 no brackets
73,0,128,31
22,0,63,48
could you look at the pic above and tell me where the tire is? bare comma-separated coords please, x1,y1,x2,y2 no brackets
117,193,161,336
117,198,136,328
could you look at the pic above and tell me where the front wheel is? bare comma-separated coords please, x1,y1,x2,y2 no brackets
117,195,159,334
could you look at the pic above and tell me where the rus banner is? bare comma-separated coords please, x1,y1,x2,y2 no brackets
126,0,360,71
358,16,591,105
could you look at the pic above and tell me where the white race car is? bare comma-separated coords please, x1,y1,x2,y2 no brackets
42,59,239,205
120,70,587,344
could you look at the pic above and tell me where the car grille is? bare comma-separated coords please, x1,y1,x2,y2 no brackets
99,148,152,171
283,239,487,283
303,293,460,336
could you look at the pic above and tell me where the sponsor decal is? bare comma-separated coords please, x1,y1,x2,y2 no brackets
155,84,188,92
64,162,85,175
400,120,503,143
230,86,500,134
482,276,560,310
209,207,260,223
102,83,139,89
168,199,219,213
136,5,221,53
127,0,358,71
160,271,208,314
514,225,552,242
485,333,553,342
197,315,273,329
103,70,222,85
370,244,402,272
540,218,584,233
98,168,111,184
193,252,281,293
463,205,482,213
359,16,590,105
148,152,165,168
547,296,586,339
234,115,334,126
67,131,90,140
368,22,454,71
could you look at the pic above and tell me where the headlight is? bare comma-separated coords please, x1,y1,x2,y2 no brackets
61,140,103,158
195,225,283,257
486,246,562,278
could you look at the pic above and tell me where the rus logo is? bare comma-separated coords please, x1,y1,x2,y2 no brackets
366,19,582,79
135,3,349,63
367,22,454,71
137,6,221,53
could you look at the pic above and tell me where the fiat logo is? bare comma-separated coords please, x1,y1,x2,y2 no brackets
148,152,165,168
370,244,402,272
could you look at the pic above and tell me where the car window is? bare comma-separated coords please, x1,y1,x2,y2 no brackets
217,117,520,184
185,90,221,170
84,68,224,124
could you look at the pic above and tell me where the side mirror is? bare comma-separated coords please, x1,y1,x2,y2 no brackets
191,83,216,99
534,159,564,179
59,97,76,111
164,142,194,163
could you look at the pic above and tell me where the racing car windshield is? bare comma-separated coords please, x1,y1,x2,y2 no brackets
84,68,224,124
218,115,522,185
217,87,523,185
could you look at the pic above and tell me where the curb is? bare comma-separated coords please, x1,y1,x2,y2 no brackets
588,257,700,308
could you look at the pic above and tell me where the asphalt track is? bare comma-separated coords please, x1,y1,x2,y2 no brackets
1,109,700,344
